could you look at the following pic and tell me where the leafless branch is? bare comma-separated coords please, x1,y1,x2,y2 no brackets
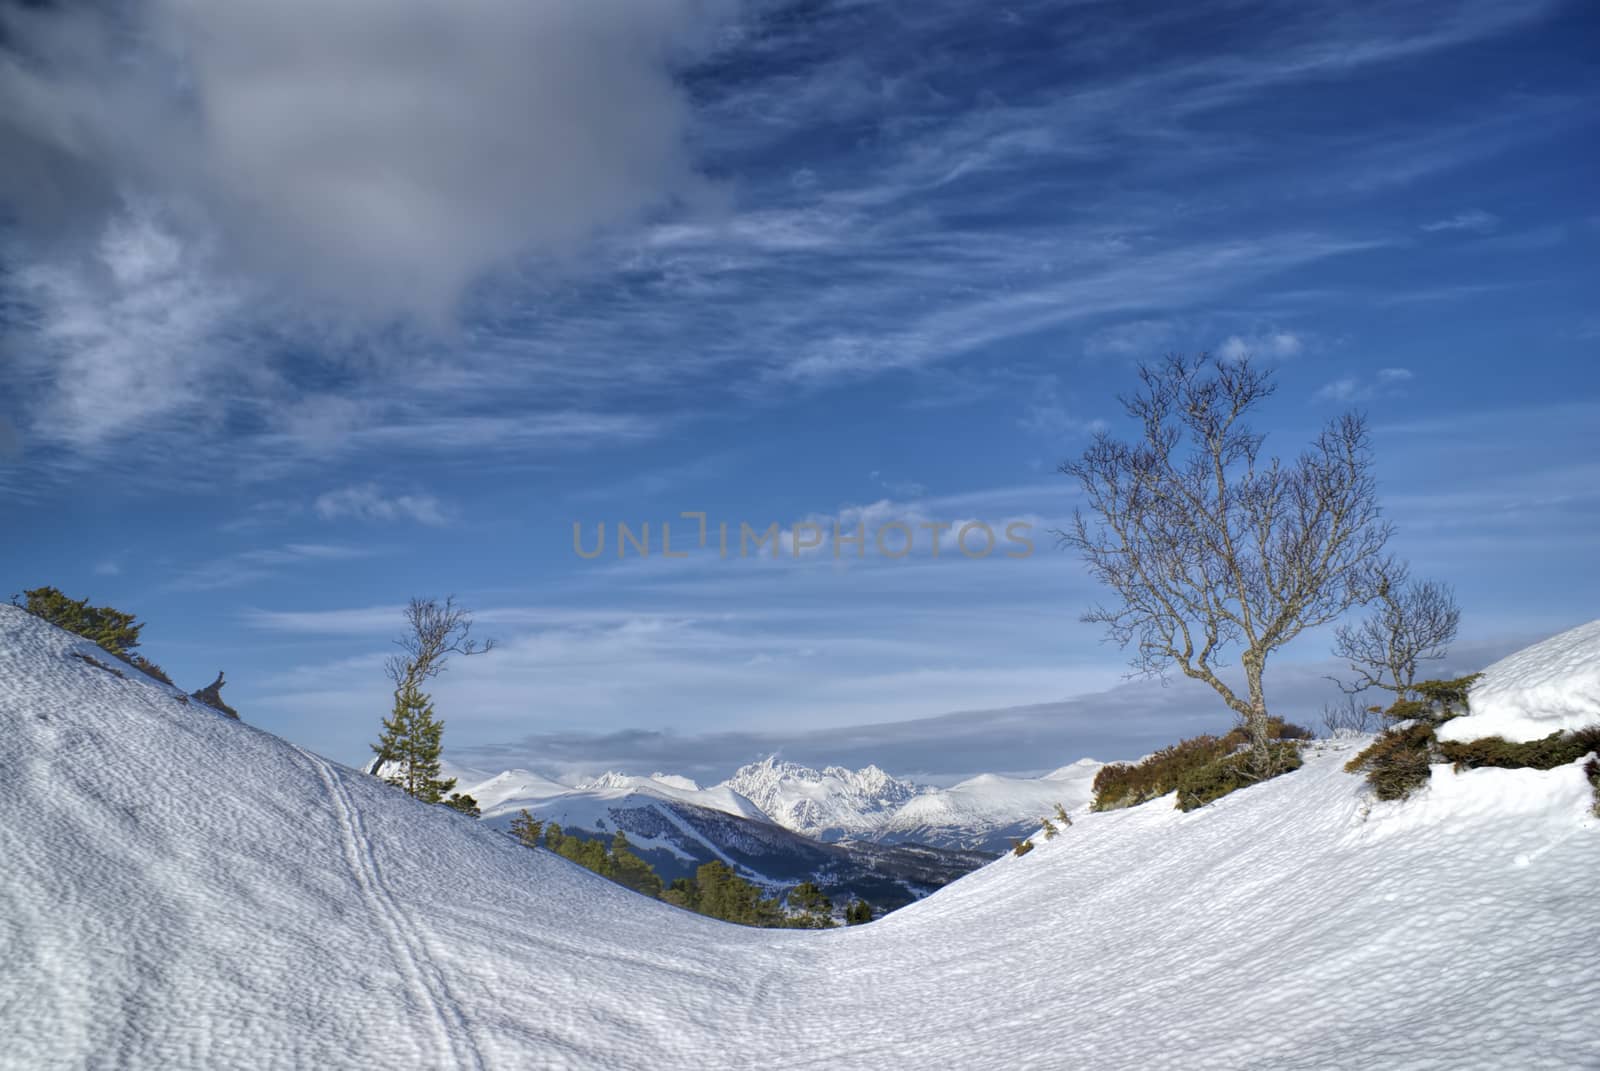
1329,562,1459,699
384,595,496,690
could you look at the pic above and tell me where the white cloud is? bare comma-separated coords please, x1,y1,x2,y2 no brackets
1420,209,1499,234
1217,330,1303,363
313,484,448,527
1315,366,1414,402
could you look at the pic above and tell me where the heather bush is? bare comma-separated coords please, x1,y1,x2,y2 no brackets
1092,718,1311,811
1175,742,1303,812
1437,727,1600,772
1344,722,1436,801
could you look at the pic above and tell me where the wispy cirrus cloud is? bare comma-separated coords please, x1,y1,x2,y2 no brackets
173,543,378,591
1421,209,1500,234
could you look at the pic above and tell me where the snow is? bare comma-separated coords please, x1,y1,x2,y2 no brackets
563,771,770,823
1438,619,1600,743
874,762,1102,851
717,756,1103,849
719,757,917,839
4,603,1599,1069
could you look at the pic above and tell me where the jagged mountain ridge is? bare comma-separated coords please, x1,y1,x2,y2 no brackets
714,755,1104,850
718,756,919,840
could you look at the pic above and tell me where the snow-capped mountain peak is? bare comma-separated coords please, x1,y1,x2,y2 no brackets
580,771,703,794
719,757,919,840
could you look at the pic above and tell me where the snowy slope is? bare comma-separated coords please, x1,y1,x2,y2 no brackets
876,758,1103,851
5,604,1599,1070
1439,618,1600,743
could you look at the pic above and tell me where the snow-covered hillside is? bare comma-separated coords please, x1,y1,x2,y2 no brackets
5,603,1598,1069
1439,618,1600,743
875,758,1103,851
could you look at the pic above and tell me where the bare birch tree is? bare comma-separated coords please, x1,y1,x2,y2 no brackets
384,595,496,691
1330,561,1459,701
1058,355,1392,772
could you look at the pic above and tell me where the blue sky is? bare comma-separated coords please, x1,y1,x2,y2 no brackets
2,0,1596,782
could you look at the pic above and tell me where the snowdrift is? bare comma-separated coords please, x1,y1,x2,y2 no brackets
3,604,1597,1070
1439,618,1600,743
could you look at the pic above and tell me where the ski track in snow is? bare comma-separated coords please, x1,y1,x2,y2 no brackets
298,749,485,1071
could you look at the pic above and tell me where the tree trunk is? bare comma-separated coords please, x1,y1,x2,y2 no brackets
1242,649,1271,776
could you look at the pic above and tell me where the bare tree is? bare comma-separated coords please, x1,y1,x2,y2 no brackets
384,595,496,691
1330,561,1459,701
1058,355,1392,772
1320,694,1379,738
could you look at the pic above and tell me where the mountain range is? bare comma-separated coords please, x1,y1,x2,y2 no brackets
368,753,1102,908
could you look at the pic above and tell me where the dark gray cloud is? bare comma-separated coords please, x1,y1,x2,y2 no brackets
0,0,729,319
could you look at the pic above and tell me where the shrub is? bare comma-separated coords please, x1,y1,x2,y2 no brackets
1345,722,1436,800
1092,717,1312,811
1438,727,1600,772
1383,674,1482,725
15,587,143,656
128,655,174,686
19,587,180,689
1039,817,1059,840
1175,742,1304,812
1349,676,1599,803
1011,838,1034,857
1586,757,1600,818
443,793,481,817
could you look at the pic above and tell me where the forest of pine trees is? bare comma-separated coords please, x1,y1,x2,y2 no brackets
507,811,866,929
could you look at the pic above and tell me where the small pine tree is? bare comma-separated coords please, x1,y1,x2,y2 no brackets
372,682,457,803
508,809,544,848
845,899,874,925
443,793,480,817
1040,817,1059,840
610,833,664,898
1052,802,1073,827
